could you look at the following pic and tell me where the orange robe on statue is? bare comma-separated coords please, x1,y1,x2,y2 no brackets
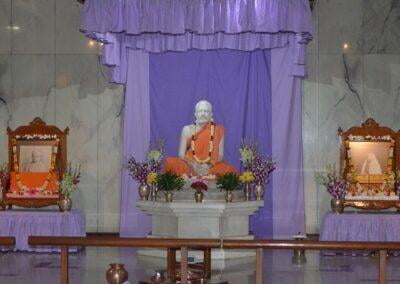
164,122,237,176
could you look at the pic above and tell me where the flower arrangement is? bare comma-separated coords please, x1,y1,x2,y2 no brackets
0,163,10,190
249,155,276,185
147,172,158,184
59,164,81,197
127,140,164,185
127,157,150,184
239,140,257,169
15,134,58,140
191,181,208,192
157,171,185,192
387,170,400,194
316,164,352,199
147,139,164,173
239,171,254,183
216,172,241,191
348,135,392,142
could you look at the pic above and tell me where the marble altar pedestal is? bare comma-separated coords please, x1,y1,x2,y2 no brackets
136,190,263,263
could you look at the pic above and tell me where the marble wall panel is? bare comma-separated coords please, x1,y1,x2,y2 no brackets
55,55,99,232
0,55,12,162
363,0,400,54
318,0,364,54
55,0,99,54
12,0,55,54
317,53,365,227
303,52,318,233
364,54,400,129
10,55,56,127
0,0,11,54
0,0,123,231
97,68,124,232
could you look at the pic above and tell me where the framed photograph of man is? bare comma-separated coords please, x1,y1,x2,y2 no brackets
17,140,55,173
1,117,69,210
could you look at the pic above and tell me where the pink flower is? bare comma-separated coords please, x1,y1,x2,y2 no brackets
28,188,37,195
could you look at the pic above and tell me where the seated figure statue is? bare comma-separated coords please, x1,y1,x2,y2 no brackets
164,100,237,177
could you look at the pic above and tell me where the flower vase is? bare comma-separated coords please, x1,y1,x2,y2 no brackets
60,196,72,212
151,183,158,201
138,184,150,201
330,197,344,214
194,191,204,203
106,263,128,284
165,191,173,202
225,191,233,203
244,183,251,201
253,183,264,201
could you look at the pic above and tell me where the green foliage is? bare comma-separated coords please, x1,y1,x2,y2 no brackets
157,171,184,192
216,172,241,191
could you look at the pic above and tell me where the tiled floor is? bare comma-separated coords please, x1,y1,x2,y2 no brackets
0,248,399,283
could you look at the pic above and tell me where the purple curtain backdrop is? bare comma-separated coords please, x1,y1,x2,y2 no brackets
149,49,273,237
119,50,152,237
271,36,306,238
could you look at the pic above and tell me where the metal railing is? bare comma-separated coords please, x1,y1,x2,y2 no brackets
28,236,400,284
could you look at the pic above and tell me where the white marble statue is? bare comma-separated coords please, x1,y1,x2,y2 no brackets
164,100,236,176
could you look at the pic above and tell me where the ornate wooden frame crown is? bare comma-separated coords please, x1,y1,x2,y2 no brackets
1,118,69,210
339,118,400,210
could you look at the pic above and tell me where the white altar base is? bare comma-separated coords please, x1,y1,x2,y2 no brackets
136,188,264,264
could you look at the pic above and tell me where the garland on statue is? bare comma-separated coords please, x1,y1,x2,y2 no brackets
191,122,215,164
12,137,60,193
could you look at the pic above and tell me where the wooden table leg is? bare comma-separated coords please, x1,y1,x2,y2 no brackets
61,245,69,284
256,248,263,284
180,247,188,284
167,248,176,280
203,248,211,279
379,250,387,284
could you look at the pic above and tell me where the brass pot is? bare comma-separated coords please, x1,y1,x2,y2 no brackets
106,263,128,284
138,184,150,201
165,191,173,202
244,183,251,201
150,271,166,283
151,183,159,201
253,184,264,201
292,249,307,265
59,196,72,212
225,191,233,203
194,191,204,203
330,197,344,214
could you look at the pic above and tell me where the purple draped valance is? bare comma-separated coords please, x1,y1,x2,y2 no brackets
81,0,312,35
81,0,313,84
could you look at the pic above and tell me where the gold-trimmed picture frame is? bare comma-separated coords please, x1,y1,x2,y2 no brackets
339,118,400,210
1,117,69,210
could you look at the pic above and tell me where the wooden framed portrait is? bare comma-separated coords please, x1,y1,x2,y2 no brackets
1,118,69,210
339,118,400,210
17,140,55,173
